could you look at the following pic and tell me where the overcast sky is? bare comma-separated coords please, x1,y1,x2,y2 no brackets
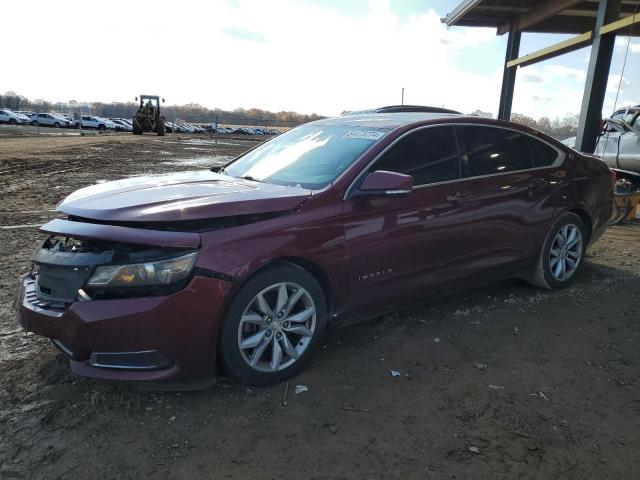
3,0,639,119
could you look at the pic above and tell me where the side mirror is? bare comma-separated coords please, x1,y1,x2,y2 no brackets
355,170,413,197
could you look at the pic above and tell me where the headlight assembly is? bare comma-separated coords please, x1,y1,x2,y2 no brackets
86,252,198,289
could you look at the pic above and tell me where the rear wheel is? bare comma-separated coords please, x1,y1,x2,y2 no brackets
30,120,37,126
219,264,327,386
8,118,17,125
97,124,106,131
156,121,166,136
54,122,61,128
528,213,587,290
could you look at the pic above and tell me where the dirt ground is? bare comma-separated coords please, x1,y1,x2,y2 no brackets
1,135,639,480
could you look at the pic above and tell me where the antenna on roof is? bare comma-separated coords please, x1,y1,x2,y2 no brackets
401,88,405,106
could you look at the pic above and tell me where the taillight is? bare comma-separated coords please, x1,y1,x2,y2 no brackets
610,169,617,186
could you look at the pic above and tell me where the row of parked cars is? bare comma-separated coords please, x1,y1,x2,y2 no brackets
0,108,283,136
0,109,134,132
166,123,282,135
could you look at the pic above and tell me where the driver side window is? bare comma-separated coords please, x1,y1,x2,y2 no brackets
371,126,460,187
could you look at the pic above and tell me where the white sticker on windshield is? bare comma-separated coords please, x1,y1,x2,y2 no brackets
343,129,385,140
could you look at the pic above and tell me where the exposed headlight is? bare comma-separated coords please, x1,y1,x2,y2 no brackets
86,252,197,289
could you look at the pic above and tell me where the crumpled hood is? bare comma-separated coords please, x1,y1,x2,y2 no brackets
58,170,312,222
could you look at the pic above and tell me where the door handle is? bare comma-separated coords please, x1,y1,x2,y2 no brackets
446,191,471,202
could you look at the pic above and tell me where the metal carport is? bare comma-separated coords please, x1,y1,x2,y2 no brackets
442,0,640,153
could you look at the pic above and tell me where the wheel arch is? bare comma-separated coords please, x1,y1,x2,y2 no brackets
567,207,592,244
226,256,335,326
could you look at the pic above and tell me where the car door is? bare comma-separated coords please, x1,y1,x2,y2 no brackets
341,125,476,319
455,125,563,276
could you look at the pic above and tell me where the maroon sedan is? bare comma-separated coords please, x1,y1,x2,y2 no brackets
16,106,614,386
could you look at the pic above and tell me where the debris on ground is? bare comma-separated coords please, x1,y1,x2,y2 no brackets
294,385,309,395
468,446,481,454
532,391,550,401
390,370,401,377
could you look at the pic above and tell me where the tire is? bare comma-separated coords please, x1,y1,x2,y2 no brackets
30,120,37,126
156,121,166,136
98,124,106,131
219,263,327,386
132,117,142,135
528,212,587,290
54,122,61,128
8,118,17,125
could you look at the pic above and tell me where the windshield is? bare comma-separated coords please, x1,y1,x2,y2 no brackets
224,124,387,189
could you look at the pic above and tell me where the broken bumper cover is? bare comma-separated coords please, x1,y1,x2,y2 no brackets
16,273,233,382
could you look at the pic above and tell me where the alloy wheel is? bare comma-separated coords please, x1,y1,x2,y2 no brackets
548,224,583,281
237,282,316,372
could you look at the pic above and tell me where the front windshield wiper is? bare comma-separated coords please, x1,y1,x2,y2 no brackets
239,175,266,183
210,165,227,175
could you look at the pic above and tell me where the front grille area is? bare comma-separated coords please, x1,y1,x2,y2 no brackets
23,278,65,316
35,263,93,304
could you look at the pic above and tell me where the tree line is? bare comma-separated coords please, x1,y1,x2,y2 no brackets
0,91,324,128
470,110,579,140
1,91,579,137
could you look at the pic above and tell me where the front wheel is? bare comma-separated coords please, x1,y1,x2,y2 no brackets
8,118,17,125
528,213,587,290
219,264,327,386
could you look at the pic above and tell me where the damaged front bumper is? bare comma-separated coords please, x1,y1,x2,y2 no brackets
15,219,233,383
17,272,232,382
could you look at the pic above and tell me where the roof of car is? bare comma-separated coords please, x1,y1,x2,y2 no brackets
313,111,463,129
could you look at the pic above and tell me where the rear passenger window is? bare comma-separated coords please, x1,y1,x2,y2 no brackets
372,126,460,186
528,137,560,167
457,126,533,177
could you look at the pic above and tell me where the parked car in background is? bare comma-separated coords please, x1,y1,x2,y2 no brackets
75,116,108,130
97,118,116,130
15,111,36,121
232,127,253,135
595,105,640,173
164,121,174,133
30,113,72,128
0,109,29,125
111,119,133,132
15,106,614,387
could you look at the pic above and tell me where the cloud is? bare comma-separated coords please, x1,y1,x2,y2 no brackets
222,27,266,42
522,73,544,83
615,37,640,54
542,65,586,82
607,74,630,93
